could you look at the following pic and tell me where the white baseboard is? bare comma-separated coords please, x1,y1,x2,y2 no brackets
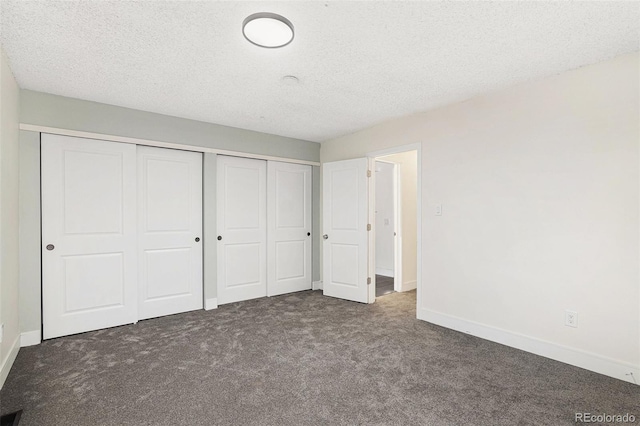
418,307,640,385
375,268,394,278
400,280,416,292
0,335,20,390
312,280,323,291
204,298,218,310
20,330,41,347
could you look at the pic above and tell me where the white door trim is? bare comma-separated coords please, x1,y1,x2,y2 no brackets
367,158,376,304
392,162,402,292
367,143,422,313
20,124,320,166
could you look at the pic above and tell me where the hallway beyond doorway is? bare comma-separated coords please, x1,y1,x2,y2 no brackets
376,274,395,297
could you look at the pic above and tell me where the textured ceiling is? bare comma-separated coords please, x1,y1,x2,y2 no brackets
1,1,638,142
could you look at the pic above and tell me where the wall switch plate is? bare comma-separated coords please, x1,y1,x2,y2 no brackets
565,310,578,328
435,204,442,216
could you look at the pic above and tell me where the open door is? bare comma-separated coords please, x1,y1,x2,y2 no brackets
322,158,373,303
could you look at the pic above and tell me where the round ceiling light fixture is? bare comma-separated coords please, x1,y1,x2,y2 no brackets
243,12,294,48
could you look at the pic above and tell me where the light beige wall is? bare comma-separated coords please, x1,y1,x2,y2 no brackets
0,46,21,388
321,52,640,383
379,151,417,291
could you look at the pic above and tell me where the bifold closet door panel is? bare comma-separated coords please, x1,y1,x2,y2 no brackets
267,161,312,296
42,134,138,339
138,146,203,320
217,155,267,304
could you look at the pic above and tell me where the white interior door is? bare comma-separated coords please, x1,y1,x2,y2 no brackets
42,134,137,339
217,155,267,304
267,161,312,296
138,146,203,320
322,158,372,303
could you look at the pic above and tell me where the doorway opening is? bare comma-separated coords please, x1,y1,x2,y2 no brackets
321,143,421,308
371,149,418,300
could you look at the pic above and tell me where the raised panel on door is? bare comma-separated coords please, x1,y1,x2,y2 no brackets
138,146,203,320
322,158,371,303
267,161,312,296
217,156,267,304
42,134,137,339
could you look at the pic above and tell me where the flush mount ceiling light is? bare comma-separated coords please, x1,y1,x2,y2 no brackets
243,13,294,48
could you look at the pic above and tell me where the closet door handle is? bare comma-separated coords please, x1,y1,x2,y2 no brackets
307,232,311,236
195,237,200,242
46,244,55,251
217,236,222,241
323,234,328,240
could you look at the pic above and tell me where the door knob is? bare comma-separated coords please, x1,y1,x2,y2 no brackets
195,237,200,242
307,232,311,236
46,244,55,251
217,236,222,241
323,234,328,240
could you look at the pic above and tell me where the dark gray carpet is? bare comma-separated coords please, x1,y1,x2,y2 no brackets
376,275,395,297
1,290,637,425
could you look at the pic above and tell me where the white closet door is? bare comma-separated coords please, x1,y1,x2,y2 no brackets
138,146,203,320
42,134,137,339
267,161,312,296
322,158,371,303
217,156,267,304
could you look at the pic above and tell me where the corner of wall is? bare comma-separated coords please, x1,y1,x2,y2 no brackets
0,335,20,389
418,307,640,386
0,43,22,389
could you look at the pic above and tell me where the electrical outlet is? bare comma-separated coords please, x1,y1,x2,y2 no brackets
565,310,578,328
435,204,442,216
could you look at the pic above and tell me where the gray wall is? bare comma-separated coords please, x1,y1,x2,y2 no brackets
19,90,321,337
18,131,40,334
21,90,319,162
203,153,217,304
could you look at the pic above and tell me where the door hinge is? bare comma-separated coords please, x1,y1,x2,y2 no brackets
367,224,371,231
367,170,371,177
367,277,372,285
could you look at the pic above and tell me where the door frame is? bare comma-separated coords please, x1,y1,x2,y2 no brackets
367,143,422,314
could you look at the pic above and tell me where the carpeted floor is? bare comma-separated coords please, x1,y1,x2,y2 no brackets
375,275,395,297
0,290,637,425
